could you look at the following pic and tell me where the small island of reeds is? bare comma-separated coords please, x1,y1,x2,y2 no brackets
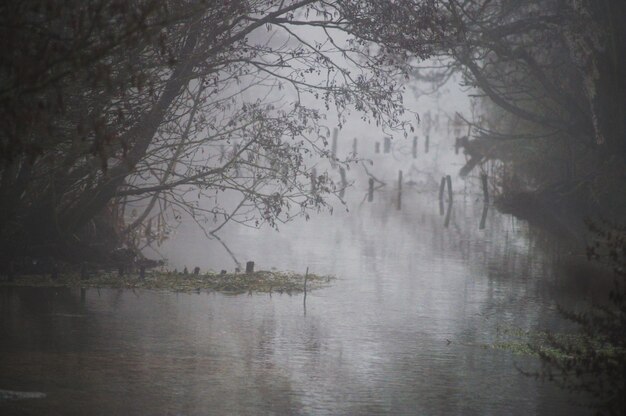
0,269,334,295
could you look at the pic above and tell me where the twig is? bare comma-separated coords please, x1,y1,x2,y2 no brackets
211,233,242,270
360,161,386,186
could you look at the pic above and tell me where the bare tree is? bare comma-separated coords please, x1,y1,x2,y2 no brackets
0,0,427,266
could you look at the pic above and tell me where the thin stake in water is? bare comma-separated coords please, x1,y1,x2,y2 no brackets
303,266,309,315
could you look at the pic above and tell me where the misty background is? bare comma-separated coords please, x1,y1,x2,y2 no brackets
1,1,625,415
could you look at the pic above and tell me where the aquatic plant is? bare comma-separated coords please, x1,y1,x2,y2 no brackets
0,269,333,295
526,220,626,415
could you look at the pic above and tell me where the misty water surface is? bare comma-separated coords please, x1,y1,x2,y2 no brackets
0,191,595,415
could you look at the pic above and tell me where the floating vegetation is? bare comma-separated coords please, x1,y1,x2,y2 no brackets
0,270,334,295
480,324,587,359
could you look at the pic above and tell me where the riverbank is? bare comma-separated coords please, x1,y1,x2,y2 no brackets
0,270,333,294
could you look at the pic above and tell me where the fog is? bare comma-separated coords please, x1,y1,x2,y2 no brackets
1,1,624,415
158,62,473,271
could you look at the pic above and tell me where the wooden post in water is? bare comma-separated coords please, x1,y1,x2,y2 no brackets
397,170,403,210
246,261,255,273
375,142,380,153
383,136,391,153
446,175,453,202
444,200,453,228
480,173,489,204
412,136,418,158
438,176,446,216
303,266,309,315
339,167,347,199
368,178,374,202
425,135,430,153
303,266,309,296
479,204,488,230
438,177,446,202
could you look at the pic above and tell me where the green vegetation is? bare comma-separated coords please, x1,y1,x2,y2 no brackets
487,325,583,359
472,221,626,414
524,222,626,415
0,270,334,295
501,221,626,416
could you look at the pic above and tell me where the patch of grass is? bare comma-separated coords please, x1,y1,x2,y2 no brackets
487,324,586,359
0,270,334,294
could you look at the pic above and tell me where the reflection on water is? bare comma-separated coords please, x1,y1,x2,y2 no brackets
0,191,595,415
